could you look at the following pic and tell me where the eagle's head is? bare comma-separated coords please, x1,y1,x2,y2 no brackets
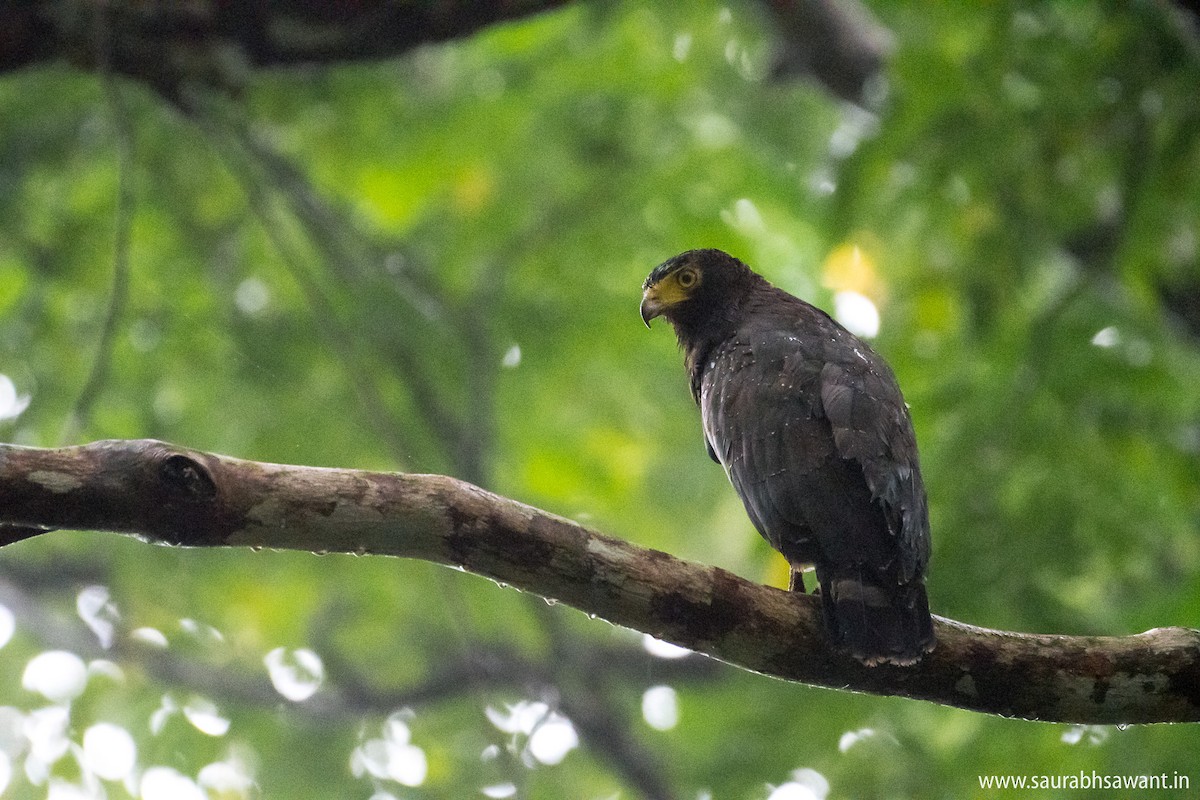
640,249,759,337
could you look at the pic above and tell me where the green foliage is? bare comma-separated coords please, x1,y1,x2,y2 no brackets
1,1,1199,798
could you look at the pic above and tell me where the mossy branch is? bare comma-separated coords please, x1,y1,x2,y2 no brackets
1,439,1197,724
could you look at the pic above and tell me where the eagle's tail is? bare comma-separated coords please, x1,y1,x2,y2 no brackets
818,567,935,666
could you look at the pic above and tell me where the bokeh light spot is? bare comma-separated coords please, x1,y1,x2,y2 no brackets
264,647,325,702
641,685,679,731
22,651,87,703
83,723,137,781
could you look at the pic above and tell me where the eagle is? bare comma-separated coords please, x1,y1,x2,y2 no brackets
640,248,934,665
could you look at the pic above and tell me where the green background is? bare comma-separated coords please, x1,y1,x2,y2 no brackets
1,2,1198,798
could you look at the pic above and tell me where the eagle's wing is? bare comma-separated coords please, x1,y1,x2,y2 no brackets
699,329,896,570
819,347,929,582
700,319,934,664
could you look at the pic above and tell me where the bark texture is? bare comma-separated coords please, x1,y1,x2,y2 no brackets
1,439,1198,724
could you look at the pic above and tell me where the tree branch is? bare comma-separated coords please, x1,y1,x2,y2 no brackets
0,1,573,99
1,1,891,105
765,0,893,104
1,439,1197,724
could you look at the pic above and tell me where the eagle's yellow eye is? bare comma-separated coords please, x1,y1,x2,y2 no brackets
677,268,698,289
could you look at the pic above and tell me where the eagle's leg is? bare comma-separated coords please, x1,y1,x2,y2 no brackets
788,567,806,593
789,565,821,594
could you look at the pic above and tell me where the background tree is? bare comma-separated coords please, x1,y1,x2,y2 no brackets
1,2,1198,798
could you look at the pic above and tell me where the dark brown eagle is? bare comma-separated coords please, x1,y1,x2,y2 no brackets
641,248,934,665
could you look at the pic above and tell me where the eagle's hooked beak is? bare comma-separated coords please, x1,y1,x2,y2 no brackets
640,286,664,328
